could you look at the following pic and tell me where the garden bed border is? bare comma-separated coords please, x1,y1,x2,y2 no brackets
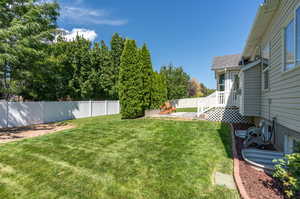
230,124,251,199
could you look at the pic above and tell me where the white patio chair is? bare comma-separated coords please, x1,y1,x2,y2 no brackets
243,121,273,148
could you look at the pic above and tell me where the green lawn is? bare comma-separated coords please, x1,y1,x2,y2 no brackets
176,107,197,112
0,115,238,199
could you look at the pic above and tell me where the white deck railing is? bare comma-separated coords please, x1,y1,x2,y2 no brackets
197,91,239,117
216,91,238,107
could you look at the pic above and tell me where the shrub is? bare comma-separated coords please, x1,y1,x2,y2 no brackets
150,72,167,109
273,148,300,198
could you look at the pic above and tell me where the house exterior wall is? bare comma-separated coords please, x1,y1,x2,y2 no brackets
240,64,261,116
240,0,300,152
258,0,300,134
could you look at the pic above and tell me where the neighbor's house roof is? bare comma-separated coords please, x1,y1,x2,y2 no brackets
211,54,242,71
242,0,280,59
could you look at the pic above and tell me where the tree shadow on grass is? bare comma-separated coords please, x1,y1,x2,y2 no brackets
217,122,233,159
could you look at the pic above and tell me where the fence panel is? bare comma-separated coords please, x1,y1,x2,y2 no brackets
171,98,204,108
107,101,119,115
0,102,7,128
8,102,43,127
92,101,106,116
70,101,90,119
0,100,120,128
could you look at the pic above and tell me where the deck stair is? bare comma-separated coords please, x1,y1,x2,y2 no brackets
242,148,284,171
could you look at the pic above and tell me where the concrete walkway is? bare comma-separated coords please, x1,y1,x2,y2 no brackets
214,172,236,190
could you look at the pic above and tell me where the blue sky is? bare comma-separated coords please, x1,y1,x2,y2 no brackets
57,0,263,89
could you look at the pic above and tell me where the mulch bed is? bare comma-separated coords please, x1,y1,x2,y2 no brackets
232,123,285,199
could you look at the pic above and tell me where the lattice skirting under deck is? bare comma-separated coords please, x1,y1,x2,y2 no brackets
204,107,250,123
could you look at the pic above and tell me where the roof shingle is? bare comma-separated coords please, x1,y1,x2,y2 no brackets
211,54,241,70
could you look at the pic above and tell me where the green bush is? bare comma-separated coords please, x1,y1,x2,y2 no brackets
150,72,167,109
273,148,300,198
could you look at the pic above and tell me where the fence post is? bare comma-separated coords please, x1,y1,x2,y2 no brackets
105,101,108,115
89,100,93,117
6,101,9,128
41,101,44,123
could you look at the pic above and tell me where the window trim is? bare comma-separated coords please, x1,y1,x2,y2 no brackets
218,73,225,92
262,67,270,91
262,42,271,91
282,5,300,73
283,18,295,72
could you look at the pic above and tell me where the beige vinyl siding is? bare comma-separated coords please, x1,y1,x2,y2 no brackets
259,0,300,133
241,64,261,116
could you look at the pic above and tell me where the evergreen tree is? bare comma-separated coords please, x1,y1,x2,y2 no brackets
150,72,167,109
0,0,60,100
99,40,115,99
119,40,144,119
139,44,153,110
110,33,125,99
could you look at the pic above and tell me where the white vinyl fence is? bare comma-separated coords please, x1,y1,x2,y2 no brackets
171,98,205,108
0,100,120,128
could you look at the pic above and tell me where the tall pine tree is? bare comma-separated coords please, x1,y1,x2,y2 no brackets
139,44,153,110
119,40,144,119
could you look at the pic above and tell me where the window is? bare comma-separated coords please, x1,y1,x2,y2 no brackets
233,74,239,90
294,139,300,153
218,74,225,91
283,6,300,71
262,42,270,90
263,69,269,90
284,19,295,71
296,7,300,65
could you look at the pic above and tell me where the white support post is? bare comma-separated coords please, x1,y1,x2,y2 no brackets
6,100,9,128
41,101,45,123
105,100,108,115
89,100,93,117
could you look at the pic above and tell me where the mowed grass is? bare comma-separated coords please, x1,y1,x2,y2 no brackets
176,107,197,112
0,115,238,199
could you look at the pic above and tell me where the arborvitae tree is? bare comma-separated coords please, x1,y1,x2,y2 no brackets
150,72,167,109
110,33,125,99
139,44,153,110
119,39,144,119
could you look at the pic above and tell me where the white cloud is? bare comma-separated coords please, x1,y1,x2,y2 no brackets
61,7,128,26
59,28,98,42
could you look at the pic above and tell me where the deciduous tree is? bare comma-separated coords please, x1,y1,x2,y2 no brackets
0,0,60,100
160,64,190,100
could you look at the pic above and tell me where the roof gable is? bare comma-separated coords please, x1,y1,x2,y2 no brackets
211,54,241,70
